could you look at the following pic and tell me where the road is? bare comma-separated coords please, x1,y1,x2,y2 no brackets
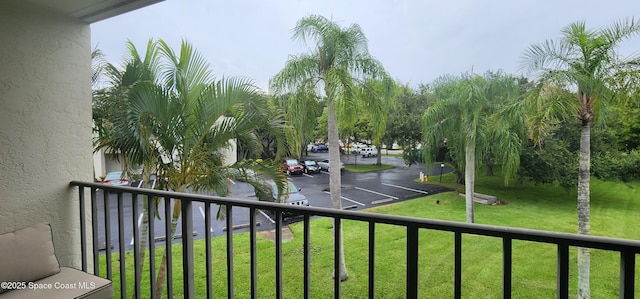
95,152,452,252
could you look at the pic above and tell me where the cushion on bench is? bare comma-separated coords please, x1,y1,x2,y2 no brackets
0,223,112,299
0,267,113,299
0,223,61,294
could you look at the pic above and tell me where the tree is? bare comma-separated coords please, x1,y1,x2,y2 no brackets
386,85,434,165
95,39,289,297
521,18,640,299
275,90,320,159
422,71,522,223
357,78,396,165
93,40,164,299
270,14,391,281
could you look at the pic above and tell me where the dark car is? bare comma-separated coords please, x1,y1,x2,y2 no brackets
302,160,321,174
282,158,304,175
311,145,329,152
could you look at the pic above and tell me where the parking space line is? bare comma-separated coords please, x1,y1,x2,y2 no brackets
260,210,275,224
198,206,214,233
354,187,398,200
302,173,314,178
381,183,429,195
372,198,394,205
323,191,366,206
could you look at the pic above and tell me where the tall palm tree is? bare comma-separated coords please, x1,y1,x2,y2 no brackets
270,14,391,281
422,71,522,223
521,18,640,299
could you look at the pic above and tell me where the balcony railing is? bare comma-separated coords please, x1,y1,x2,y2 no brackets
70,181,640,299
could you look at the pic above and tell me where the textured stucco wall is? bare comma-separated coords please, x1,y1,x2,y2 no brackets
0,3,92,268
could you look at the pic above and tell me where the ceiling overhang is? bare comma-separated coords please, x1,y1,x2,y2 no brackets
22,0,164,23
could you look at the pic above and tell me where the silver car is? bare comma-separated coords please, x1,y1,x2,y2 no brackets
317,159,345,171
272,181,309,206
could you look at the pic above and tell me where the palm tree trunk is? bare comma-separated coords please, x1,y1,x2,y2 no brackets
132,173,154,299
154,197,182,296
327,100,349,281
577,121,591,299
132,206,149,299
465,135,475,223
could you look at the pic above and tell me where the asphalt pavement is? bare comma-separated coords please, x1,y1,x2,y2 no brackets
95,151,453,252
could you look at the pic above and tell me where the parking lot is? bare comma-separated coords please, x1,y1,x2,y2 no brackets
95,151,451,251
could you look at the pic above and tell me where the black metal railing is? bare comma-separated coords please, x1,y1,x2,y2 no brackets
70,181,640,299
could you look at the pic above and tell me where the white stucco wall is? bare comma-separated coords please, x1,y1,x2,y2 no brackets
0,3,92,268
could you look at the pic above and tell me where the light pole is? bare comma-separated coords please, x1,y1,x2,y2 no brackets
440,163,445,183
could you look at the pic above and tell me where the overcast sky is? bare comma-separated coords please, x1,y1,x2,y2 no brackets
91,0,640,91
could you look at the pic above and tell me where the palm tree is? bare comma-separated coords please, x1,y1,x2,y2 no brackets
521,18,640,299
422,71,522,223
270,14,391,281
358,78,396,165
95,39,289,297
93,40,164,299
275,90,320,159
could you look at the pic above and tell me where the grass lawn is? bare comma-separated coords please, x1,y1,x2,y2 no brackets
100,172,640,298
344,163,394,172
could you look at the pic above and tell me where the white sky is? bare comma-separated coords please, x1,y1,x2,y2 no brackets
91,0,640,91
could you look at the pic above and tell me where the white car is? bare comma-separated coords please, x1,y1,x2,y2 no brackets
102,171,129,186
317,159,345,171
360,147,378,157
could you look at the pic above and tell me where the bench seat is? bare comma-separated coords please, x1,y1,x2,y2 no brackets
0,223,112,299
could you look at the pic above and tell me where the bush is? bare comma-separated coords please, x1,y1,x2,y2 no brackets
593,149,640,182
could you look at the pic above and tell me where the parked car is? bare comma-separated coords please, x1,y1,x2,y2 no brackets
360,147,378,158
102,171,129,186
302,160,321,174
282,158,304,175
269,180,309,217
317,159,345,172
311,145,329,152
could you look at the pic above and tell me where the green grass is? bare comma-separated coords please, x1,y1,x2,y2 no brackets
344,163,394,172
100,173,640,298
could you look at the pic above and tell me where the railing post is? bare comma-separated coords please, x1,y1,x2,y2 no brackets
132,192,141,298
275,211,283,299
78,186,87,272
334,217,342,299
165,197,174,298
117,192,127,299
454,232,462,299
206,202,214,299
132,192,141,299
303,215,311,299
91,189,99,276
557,244,569,299
406,225,419,299
503,238,512,299
369,222,376,299
620,250,635,299
148,195,156,299
104,190,112,281
182,199,195,299
226,204,234,298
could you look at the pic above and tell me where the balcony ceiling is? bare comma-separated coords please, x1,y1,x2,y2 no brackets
22,0,164,23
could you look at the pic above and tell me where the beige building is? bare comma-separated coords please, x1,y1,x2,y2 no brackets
0,0,163,269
